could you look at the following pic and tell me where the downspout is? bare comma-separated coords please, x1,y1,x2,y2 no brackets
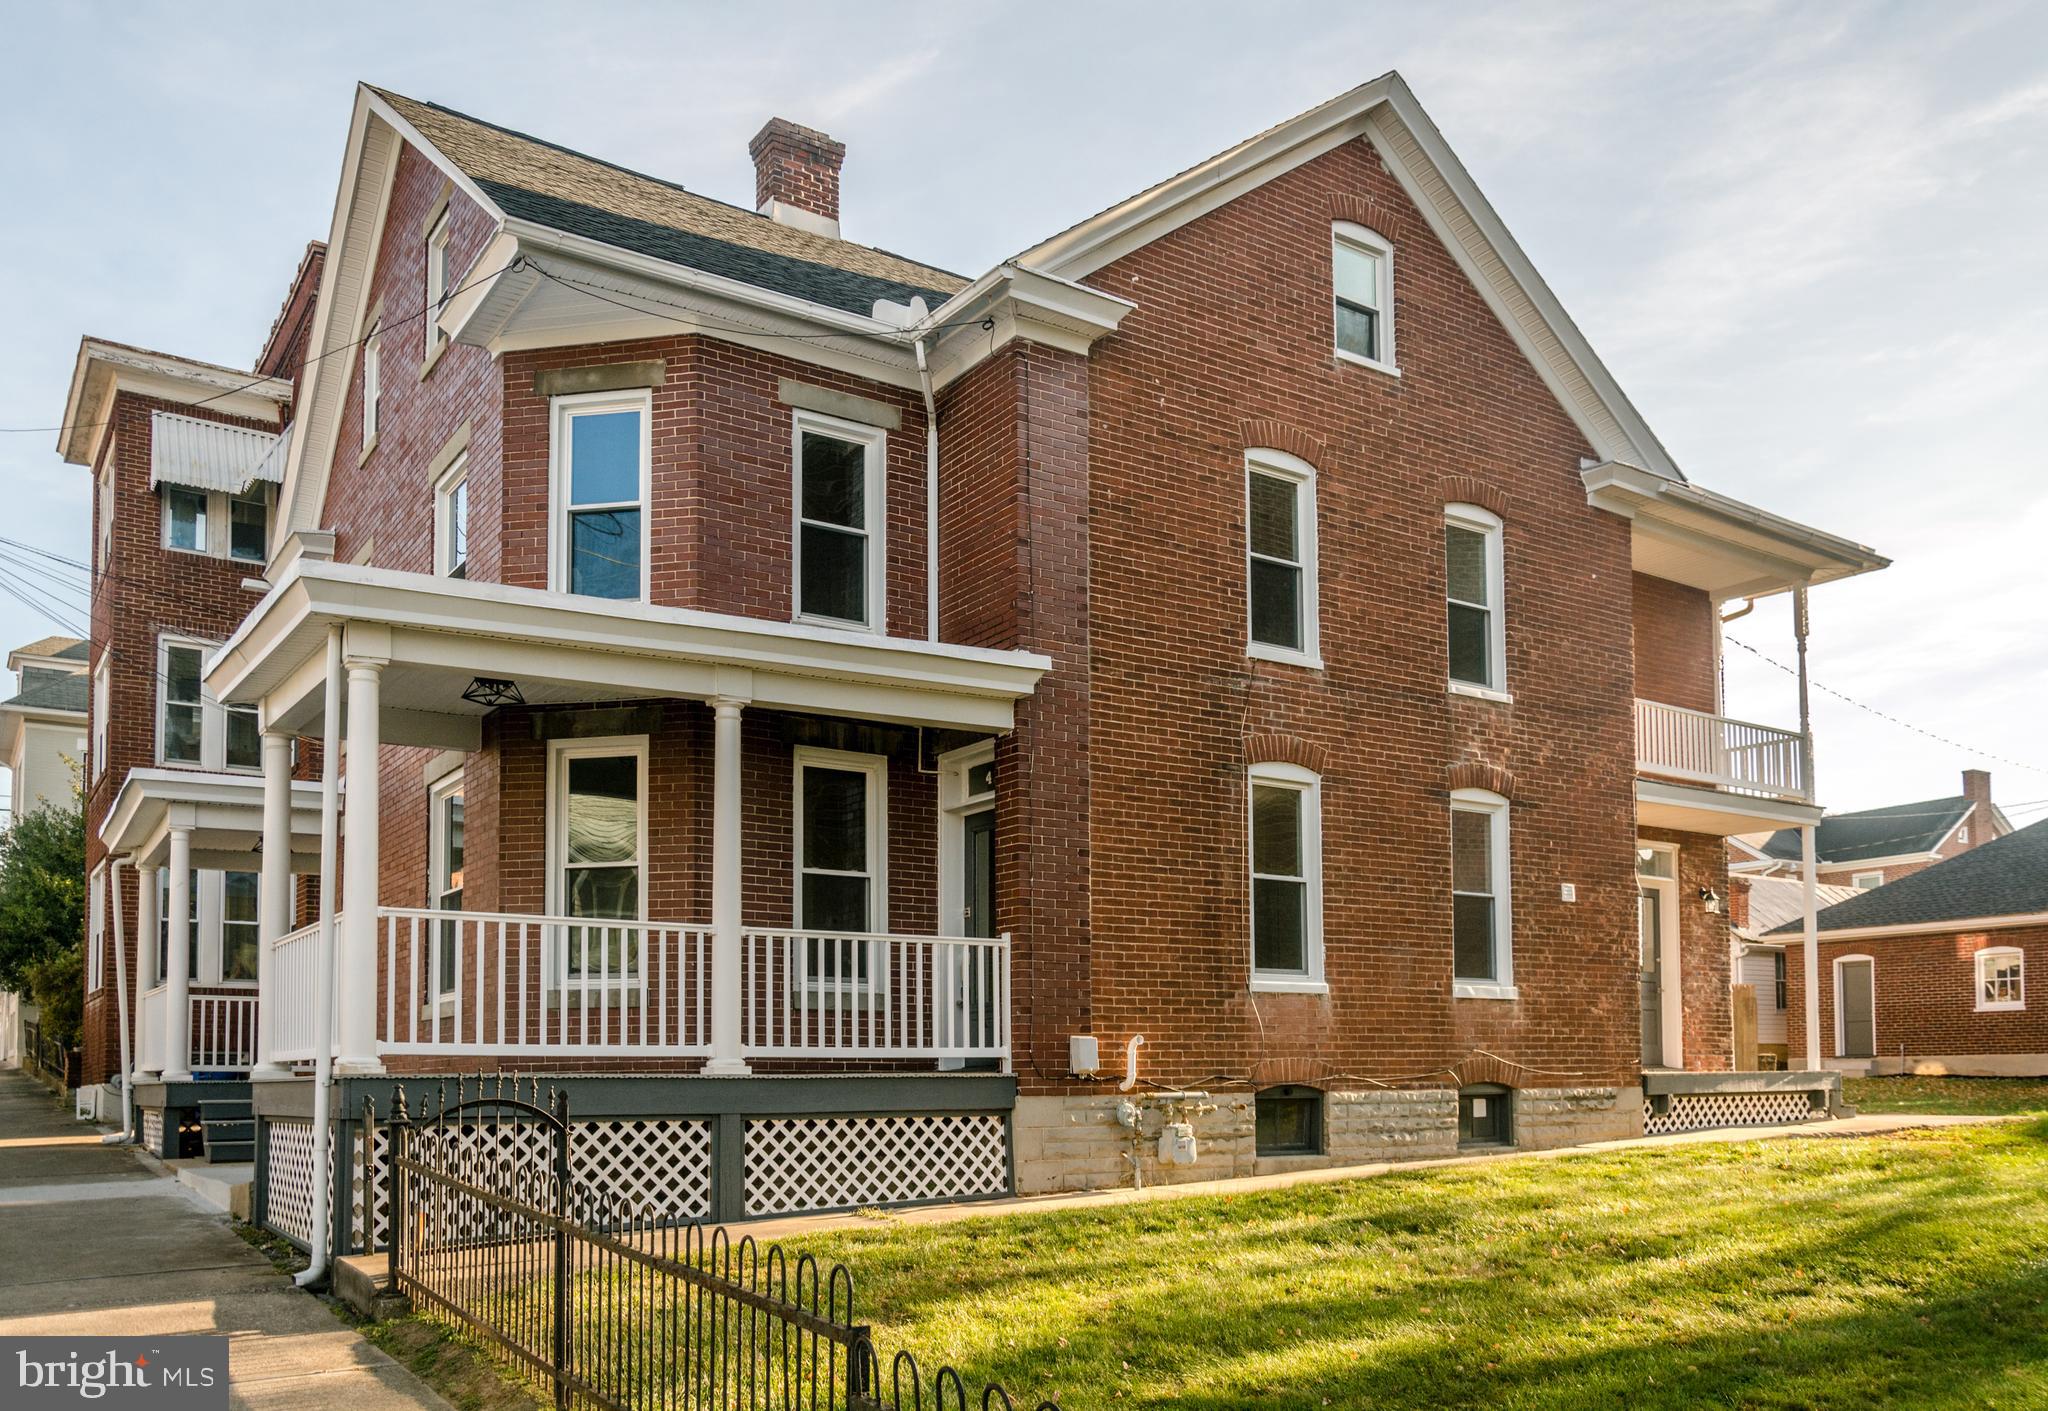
298,625,343,1290
916,335,939,643
102,857,134,1145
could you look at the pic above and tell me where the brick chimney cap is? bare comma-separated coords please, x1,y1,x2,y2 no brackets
749,117,845,163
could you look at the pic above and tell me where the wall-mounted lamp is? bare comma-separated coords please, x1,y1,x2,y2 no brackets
461,677,525,708
1698,886,1723,914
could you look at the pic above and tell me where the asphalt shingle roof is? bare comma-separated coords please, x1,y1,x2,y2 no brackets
1761,795,1972,865
1,672,89,715
1768,816,2048,934
375,90,966,318
13,635,87,663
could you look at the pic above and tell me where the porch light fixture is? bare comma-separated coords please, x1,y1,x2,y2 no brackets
462,677,526,708
1698,886,1723,914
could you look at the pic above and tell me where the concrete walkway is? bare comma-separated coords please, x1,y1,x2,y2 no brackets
0,1068,449,1411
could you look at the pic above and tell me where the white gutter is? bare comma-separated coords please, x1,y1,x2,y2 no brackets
296,626,343,1291
915,335,939,642
1770,911,2048,944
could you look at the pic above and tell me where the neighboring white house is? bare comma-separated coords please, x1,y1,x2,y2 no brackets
0,634,90,1067
1731,872,1857,1066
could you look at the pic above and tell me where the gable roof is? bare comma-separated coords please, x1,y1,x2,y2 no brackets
0,671,89,716
1769,817,2048,936
1761,796,1973,865
9,635,88,665
373,89,965,317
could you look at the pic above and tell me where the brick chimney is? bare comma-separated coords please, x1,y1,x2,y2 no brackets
749,118,846,239
1961,769,1994,850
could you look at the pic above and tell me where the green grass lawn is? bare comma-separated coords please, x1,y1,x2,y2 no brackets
797,1121,2048,1409
1845,1074,2048,1116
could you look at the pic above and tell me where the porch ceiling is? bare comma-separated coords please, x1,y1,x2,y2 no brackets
1637,777,1823,839
206,560,1051,746
99,768,325,871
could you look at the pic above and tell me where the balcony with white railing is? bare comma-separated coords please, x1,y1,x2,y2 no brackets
1634,698,1809,803
263,908,1012,1070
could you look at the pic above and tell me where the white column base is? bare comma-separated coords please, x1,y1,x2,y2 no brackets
700,1057,752,1077
247,1063,294,1081
333,1058,387,1077
161,1068,192,1084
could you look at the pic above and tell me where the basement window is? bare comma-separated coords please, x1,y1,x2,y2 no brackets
1458,1084,1513,1147
1255,1085,1325,1156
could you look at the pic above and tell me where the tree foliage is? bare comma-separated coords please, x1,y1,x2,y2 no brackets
0,782,86,996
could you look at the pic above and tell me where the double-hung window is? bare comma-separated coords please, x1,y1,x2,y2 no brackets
424,209,452,359
91,655,109,780
1333,223,1395,371
1977,947,2024,1011
436,453,470,579
1445,505,1505,695
97,464,114,569
157,868,200,983
164,486,208,553
221,872,260,982
362,322,381,446
549,738,647,981
88,867,106,991
795,748,886,984
1249,762,1323,991
552,391,650,600
1451,789,1513,997
159,636,259,770
1773,949,1788,1011
793,413,885,630
1246,451,1318,664
430,771,465,997
229,487,267,562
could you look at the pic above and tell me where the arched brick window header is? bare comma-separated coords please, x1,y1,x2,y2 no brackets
1451,1052,1519,1088
1440,475,1509,519
1447,760,1516,799
1239,420,1327,469
1328,192,1388,230
1247,733,1328,775
1250,1056,1328,1088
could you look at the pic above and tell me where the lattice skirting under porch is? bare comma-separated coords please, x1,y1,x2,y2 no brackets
264,1119,322,1246
1644,1090,1820,1137
743,1114,1008,1217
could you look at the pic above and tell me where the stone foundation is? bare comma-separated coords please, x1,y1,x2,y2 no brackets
1014,1084,1639,1195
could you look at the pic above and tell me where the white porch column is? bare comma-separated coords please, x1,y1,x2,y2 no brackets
163,829,194,1083
135,864,160,1078
337,649,386,1074
703,696,751,1076
252,730,294,1079
1801,823,1822,1073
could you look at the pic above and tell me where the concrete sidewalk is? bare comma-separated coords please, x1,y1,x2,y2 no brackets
0,1067,449,1411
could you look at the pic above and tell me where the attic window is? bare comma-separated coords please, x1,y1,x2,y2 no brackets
1333,222,1395,372
425,210,452,357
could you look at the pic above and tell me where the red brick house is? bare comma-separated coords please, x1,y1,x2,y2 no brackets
1741,769,2012,891
1778,817,2048,1076
74,73,1889,1244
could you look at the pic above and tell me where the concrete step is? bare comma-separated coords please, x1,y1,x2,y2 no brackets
170,1159,253,1219
206,1140,254,1164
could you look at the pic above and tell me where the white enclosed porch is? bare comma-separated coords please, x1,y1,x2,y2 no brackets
208,559,1047,1076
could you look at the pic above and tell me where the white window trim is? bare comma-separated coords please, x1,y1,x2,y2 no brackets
156,634,258,773
936,739,995,940
424,209,452,359
1833,953,1876,1058
1975,945,2025,1013
88,865,106,991
362,322,382,448
1451,787,1516,1000
1249,761,1326,994
155,868,259,988
1445,504,1507,697
429,768,466,1002
543,736,650,987
1332,221,1398,377
549,389,653,600
97,463,114,569
434,451,470,579
1636,839,1681,1062
91,655,109,780
1245,449,1322,669
792,745,890,934
791,409,888,634
159,484,271,563
1851,870,1884,890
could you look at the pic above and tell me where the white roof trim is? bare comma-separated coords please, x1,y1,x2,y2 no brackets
149,411,283,494
58,339,288,468
1014,72,1682,480
1777,911,2048,944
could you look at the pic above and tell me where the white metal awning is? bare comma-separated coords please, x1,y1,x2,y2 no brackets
150,411,284,494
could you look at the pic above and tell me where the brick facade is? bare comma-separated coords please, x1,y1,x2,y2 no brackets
1632,573,1717,714
1786,924,2048,1072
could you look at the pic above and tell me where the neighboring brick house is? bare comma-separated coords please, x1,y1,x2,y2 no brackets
1742,769,2012,891
77,72,1889,1233
1728,873,1858,1068
1776,818,2048,1075
55,248,329,1135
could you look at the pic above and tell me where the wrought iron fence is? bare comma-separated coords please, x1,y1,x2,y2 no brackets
379,1082,1056,1411
22,1018,79,1089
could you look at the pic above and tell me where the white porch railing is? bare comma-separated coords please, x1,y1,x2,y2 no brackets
270,919,331,1063
377,908,714,1057
1635,698,1808,802
741,929,1011,1063
138,984,167,1074
191,993,258,1070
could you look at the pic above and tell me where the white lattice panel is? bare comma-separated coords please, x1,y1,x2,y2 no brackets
265,1120,319,1246
142,1109,164,1153
743,1114,1007,1216
352,1119,711,1251
1645,1090,1818,1137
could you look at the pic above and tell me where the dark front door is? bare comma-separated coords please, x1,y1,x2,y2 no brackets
1839,960,1875,1059
963,808,995,938
1639,886,1664,1067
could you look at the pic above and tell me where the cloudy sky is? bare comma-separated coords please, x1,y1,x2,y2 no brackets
2,0,2043,821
